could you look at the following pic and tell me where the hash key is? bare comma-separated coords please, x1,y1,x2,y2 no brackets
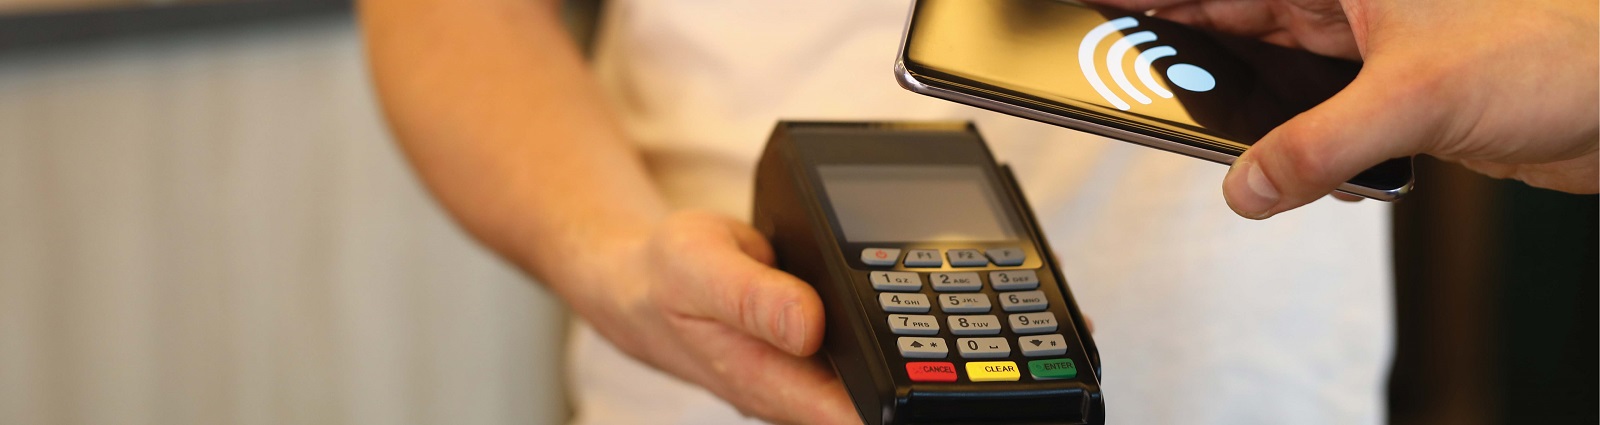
1019,334,1068,357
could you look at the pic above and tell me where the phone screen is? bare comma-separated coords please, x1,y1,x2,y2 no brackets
901,0,1412,195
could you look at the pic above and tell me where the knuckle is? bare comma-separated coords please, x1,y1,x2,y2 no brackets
726,282,756,330
655,224,703,252
732,270,772,333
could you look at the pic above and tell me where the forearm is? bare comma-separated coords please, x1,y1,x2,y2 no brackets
360,0,665,300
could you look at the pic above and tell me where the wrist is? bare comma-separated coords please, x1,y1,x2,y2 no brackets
520,211,660,324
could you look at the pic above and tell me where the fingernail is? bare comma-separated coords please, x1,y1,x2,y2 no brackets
777,302,802,354
1229,160,1280,219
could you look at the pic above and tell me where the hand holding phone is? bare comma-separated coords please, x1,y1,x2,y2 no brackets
1084,0,1598,216
898,0,1599,218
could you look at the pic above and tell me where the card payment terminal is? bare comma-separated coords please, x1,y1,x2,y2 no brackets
752,122,1105,424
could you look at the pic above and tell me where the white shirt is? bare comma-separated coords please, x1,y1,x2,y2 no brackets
568,1,1393,424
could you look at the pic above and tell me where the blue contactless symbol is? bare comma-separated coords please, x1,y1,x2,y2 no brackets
1164,63,1215,92
1078,17,1216,111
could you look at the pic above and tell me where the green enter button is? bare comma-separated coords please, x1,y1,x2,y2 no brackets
1028,358,1078,380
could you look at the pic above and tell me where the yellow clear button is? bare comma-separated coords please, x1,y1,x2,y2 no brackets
965,361,1021,382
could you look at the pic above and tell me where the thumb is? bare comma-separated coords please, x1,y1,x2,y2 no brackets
1222,65,1439,218
673,216,826,356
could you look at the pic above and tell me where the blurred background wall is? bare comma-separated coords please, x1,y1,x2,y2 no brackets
0,2,570,424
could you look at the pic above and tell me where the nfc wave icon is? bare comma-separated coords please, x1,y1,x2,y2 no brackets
1078,17,1215,111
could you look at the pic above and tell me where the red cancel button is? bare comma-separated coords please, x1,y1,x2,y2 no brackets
906,362,959,382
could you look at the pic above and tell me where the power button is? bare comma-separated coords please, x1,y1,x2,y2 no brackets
861,248,901,266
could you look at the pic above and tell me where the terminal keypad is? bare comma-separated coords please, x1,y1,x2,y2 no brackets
864,247,1076,383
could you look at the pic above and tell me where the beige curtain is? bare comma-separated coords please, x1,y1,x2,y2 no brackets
0,16,569,425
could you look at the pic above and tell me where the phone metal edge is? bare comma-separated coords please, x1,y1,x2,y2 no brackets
891,0,1411,201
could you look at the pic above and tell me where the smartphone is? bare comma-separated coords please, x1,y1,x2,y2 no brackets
894,0,1413,200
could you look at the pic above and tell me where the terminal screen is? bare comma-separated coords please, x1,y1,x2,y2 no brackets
818,165,1018,243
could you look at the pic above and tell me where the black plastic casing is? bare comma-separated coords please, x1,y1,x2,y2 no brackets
752,121,1105,425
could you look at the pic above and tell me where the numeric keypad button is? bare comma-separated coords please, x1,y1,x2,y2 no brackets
861,248,901,266
879,293,931,313
947,249,988,267
906,362,959,382
903,249,943,267
985,247,1026,266
930,272,982,292
1018,334,1068,357
888,314,940,335
897,337,949,359
999,290,1049,312
989,270,1039,290
939,293,992,313
946,315,1002,335
1028,358,1077,380
957,337,1011,359
870,271,922,292
1009,312,1058,334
